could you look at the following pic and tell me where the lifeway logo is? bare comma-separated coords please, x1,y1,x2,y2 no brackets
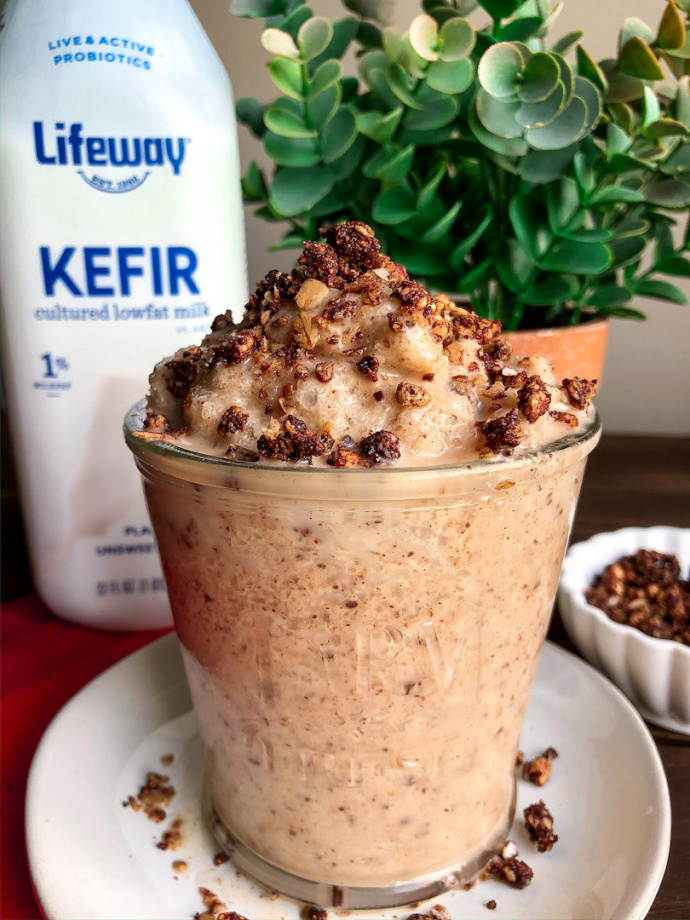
33,121,188,194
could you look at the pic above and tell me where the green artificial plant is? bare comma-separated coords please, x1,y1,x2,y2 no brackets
233,0,690,330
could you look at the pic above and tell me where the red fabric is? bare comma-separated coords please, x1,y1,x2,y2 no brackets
1,595,170,920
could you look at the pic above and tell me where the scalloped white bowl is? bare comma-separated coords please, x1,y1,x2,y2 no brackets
558,526,690,734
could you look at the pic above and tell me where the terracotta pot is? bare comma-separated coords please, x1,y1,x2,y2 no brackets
503,318,609,389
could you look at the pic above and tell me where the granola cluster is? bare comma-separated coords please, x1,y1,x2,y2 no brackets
585,549,690,645
144,222,595,465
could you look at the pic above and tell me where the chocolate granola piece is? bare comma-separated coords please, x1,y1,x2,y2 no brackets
298,241,341,288
321,221,381,271
143,411,167,430
156,818,184,851
481,409,522,451
387,312,407,333
164,347,208,398
214,331,258,366
302,908,328,920
211,310,235,333
213,851,230,865
373,390,385,402
315,362,335,383
396,382,432,408
357,355,380,382
451,310,502,345
393,279,430,310
486,900,497,910
360,430,401,464
549,410,578,428
517,375,551,423
524,801,558,852
486,853,534,889
321,298,356,323
328,447,364,467
217,406,249,436
522,747,558,786
257,432,295,462
562,376,597,410
585,550,689,645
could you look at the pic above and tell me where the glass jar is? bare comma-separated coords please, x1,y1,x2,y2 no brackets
125,402,600,909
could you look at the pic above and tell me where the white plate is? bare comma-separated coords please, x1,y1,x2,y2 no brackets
26,635,671,920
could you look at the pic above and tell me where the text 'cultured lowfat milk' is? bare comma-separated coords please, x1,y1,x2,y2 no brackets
0,0,248,629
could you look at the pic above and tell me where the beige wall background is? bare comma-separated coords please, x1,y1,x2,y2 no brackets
191,0,690,435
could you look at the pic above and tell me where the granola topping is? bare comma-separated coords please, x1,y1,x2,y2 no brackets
585,549,689,645
523,800,558,852
146,222,595,464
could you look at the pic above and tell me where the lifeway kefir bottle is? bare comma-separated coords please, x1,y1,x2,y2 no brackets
0,0,247,628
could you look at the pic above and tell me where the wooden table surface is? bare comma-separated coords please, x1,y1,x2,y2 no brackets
1,428,689,919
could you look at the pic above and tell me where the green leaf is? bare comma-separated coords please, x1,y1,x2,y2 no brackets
397,125,456,146
518,52,560,103
641,86,661,128
635,278,688,303
606,122,632,156
614,218,650,238
576,45,607,93
343,0,389,23
308,60,342,99
618,37,665,80
261,27,300,59
661,143,690,175
476,89,523,137
646,177,690,207
588,186,645,204
655,254,690,276
468,104,529,155
540,239,612,274
525,94,587,150
557,55,575,107
520,145,576,183
496,239,535,291
241,160,267,200
269,57,303,100
358,49,387,87
329,133,365,179
551,30,584,55
573,151,595,193
605,306,647,320
311,17,358,68
372,185,418,224
478,42,526,99
573,76,602,141
264,131,320,167
357,107,404,143
270,166,335,215
610,235,646,268
306,83,341,128
298,17,333,61
516,81,566,129
409,14,440,61
404,89,459,129
340,76,359,103
391,237,450,275
427,57,475,93
656,1,686,51
277,5,312,41
387,62,424,108
500,17,543,42
566,228,614,242
454,257,495,292
646,118,690,139
509,195,552,262
438,17,476,61
677,75,690,127
236,97,268,138
265,101,317,138
518,277,574,305
418,161,447,209
449,206,494,269
321,108,357,163
600,59,646,103
422,201,463,243
374,145,416,181
230,0,288,18
546,177,580,231
586,286,631,307
620,17,655,51
478,0,526,17
398,34,428,78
